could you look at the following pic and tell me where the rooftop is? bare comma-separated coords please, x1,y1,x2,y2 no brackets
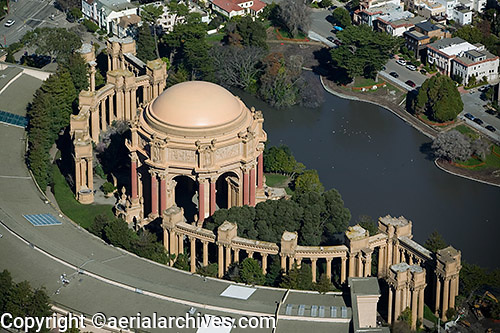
429,37,477,57
404,29,429,40
349,277,381,296
415,20,441,32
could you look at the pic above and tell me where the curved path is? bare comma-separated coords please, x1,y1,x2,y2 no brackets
0,120,348,332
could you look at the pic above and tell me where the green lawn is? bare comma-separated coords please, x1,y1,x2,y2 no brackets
454,124,479,139
424,304,438,325
206,33,224,43
353,77,378,88
265,173,289,187
455,144,500,169
51,164,115,229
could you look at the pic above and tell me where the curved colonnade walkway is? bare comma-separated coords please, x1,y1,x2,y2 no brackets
0,114,348,333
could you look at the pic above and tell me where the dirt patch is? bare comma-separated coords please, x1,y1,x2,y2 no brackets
436,158,500,186
267,40,324,70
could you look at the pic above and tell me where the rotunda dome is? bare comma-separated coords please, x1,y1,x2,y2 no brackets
150,81,243,128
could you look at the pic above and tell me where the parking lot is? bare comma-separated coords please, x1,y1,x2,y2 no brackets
460,88,500,141
382,58,428,88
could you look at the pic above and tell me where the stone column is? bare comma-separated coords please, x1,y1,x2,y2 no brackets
242,170,249,205
394,288,402,322
408,254,414,265
442,278,450,320
281,255,286,272
218,244,224,277
411,289,418,330
247,250,254,259
418,288,425,324
150,171,158,216
225,246,231,271
124,89,131,120
341,257,347,283
163,228,169,251
116,89,124,120
364,253,372,277
326,258,332,279
262,254,268,275
87,158,93,190
234,248,240,262
257,153,264,189
388,286,393,324
131,156,138,200
357,254,363,277
387,240,393,268
75,160,81,191
91,109,99,141
402,285,408,312
249,167,256,206
311,258,317,283
100,99,107,131
160,174,166,216
178,234,184,254
435,275,441,316
190,237,196,273
198,180,205,223
288,256,294,271
109,94,114,122
131,88,136,117
449,276,456,309
296,258,302,268
210,180,216,216
378,246,385,276
202,241,209,267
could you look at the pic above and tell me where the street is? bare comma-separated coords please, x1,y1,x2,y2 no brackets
460,89,500,141
0,0,72,47
382,58,427,87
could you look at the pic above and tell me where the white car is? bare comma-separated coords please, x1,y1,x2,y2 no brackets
406,64,417,71
396,59,407,66
4,19,15,27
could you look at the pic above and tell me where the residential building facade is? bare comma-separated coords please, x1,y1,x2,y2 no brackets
209,0,266,18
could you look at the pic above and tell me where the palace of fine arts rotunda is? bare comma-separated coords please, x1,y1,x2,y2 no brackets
70,37,267,226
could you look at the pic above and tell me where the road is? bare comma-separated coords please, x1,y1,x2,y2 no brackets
381,58,427,87
460,89,500,142
0,0,72,47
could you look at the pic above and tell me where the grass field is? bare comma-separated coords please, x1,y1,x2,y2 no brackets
454,124,479,139
455,144,500,169
206,33,224,43
51,164,115,229
353,77,378,88
424,304,438,324
265,173,289,187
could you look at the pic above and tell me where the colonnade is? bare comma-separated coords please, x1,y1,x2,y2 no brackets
434,273,460,320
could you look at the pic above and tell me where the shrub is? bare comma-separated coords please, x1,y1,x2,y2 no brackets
101,181,115,194
82,19,99,33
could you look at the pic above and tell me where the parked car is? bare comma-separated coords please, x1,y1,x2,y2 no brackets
486,125,496,132
405,80,416,88
4,19,15,27
473,118,484,125
464,113,475,120
389,71,399,78
334,39,342,46
333,25,344,32
420,69,427,75
396,59,407,66
327,36,335,42
406,64,417,71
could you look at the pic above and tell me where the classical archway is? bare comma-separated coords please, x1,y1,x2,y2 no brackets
216,172,239,210
174,175,197,222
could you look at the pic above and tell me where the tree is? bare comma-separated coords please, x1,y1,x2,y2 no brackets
356,215,378,235
454,25,483,44
424,230,447,253
432,130,472,161
314,274,334,293
331,7,351,28
239,258,266,285
294,169,324,194
62,53,89,93
136,24,157,62
471,139,490,160
55,0,80,12
277,0,311,37
140,4,163,58
211,46,266,92
104,218,136,250
414,75,463,122
225,16,267,49
173,253,190,271
22,28,81,62
329,25,400,80
89,214,109,238
197,263,219,277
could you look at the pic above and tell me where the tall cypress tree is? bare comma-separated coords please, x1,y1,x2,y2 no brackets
136,24,157,62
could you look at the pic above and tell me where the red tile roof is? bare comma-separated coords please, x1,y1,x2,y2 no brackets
251,0,266,12
211,0,245,13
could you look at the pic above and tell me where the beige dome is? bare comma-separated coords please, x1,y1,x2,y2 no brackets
151,81,243,128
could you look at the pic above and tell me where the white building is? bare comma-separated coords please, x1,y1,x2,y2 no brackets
142,1,209,33
427,37,499,84
452,5,472,25
81,0,138,34
209,0,266,18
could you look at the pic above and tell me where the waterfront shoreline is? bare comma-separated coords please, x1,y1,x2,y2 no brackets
320,75,500,188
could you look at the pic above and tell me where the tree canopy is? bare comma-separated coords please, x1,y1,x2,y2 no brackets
424,230,448,253
136,24,157,62
413,75,463,122
277,0,311,37
225,16,267,49
331,7,352,28
432,130,472,162
205,189,350,246
329,25,400,80
140,4,163,58
22,28,81,63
